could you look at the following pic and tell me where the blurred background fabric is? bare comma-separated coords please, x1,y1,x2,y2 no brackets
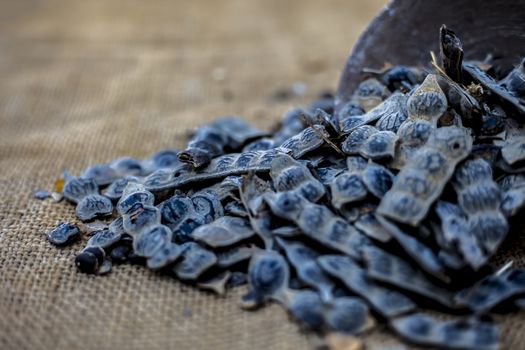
1,1,524,349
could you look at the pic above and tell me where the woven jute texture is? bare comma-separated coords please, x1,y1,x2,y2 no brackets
1,1,524,349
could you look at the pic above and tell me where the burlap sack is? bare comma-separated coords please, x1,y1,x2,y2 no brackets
1,1,523,349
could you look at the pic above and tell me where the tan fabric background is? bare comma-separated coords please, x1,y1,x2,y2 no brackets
1,1,523,349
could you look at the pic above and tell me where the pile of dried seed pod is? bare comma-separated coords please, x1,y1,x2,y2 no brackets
40,26,525,349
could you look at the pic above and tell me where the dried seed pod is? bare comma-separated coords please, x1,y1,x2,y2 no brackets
82,164,119,186
318,255,416,317
195,176,242,201
351,78,391,112
406,74,448,121
363,247,454,307
215,245,257,268
454,268,525,312
374,93,409,132
197,271,232,296
144,150,280,192
122,204,161,236
453,159,508,255
361,164,395,198
178,117,266,168
245,251,290,306
75,194,113,222
270,153,326,202
191,192,224,223
323,297,375,334
109,157,145,177
47,222,80,246
109,217,126,236
440,25,463,83
378,126,473,226
463,61,525,116
435,201,486,270
391,314,499,350
62,177,99,203
285,290,325,330
340,91,401,134
147,149,182,171
159,195,196,231
276,238,335,302
173,242,217,280
278,125,328,159
147,242,182,270
376,216,448,282
191,216,255,248
133,224,172,258
86,229,121,249
223,200,247,217
342,125,398,159
266,191,371,260
104,176,140,201
354,214,391,242
116,185,155,215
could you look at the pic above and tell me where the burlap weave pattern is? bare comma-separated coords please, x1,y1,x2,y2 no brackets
1,1,524,349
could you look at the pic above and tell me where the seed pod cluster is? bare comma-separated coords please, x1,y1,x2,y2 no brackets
38,26,525,349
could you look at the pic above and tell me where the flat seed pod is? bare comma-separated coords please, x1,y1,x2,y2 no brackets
63,177,99,203
374,93,408,132
454,268,525,312
191,193,224,223
463,62,525,116
122,204,161,236
75,194,113,221
47,222,80,246
109,157,145,177
144,150,280,192
215,245,256,268
197,271,231,296
266,191,370,259
104,176,140,201
352,78,391,112
172,215,205,244
330,172,367,209
391,314,499,350
276,238,335,302
359,131,398,159
354,214,391,242
341,125,377,154
363,247,454,307
191,216,255,248
270,153,325,202
110,243,132,264
147,242,182,270
173,242,217,280
195,176,242,201
340,89,401,134
159,195,196,231
318,255,416,317
453,159,509,255
148,149,181,170
86,229,121,249
435,201,486,270
285,290,325,330
247,251,290,304
117,190,155,215
323,297,375,334
361,164,395,198
378,126,473,226
133,224,172,258
377,216,448,282
314,165,345,185
109,217,126,236
278,126,328,159
242,138,275,152
406,74,447,121
82,164,118,186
